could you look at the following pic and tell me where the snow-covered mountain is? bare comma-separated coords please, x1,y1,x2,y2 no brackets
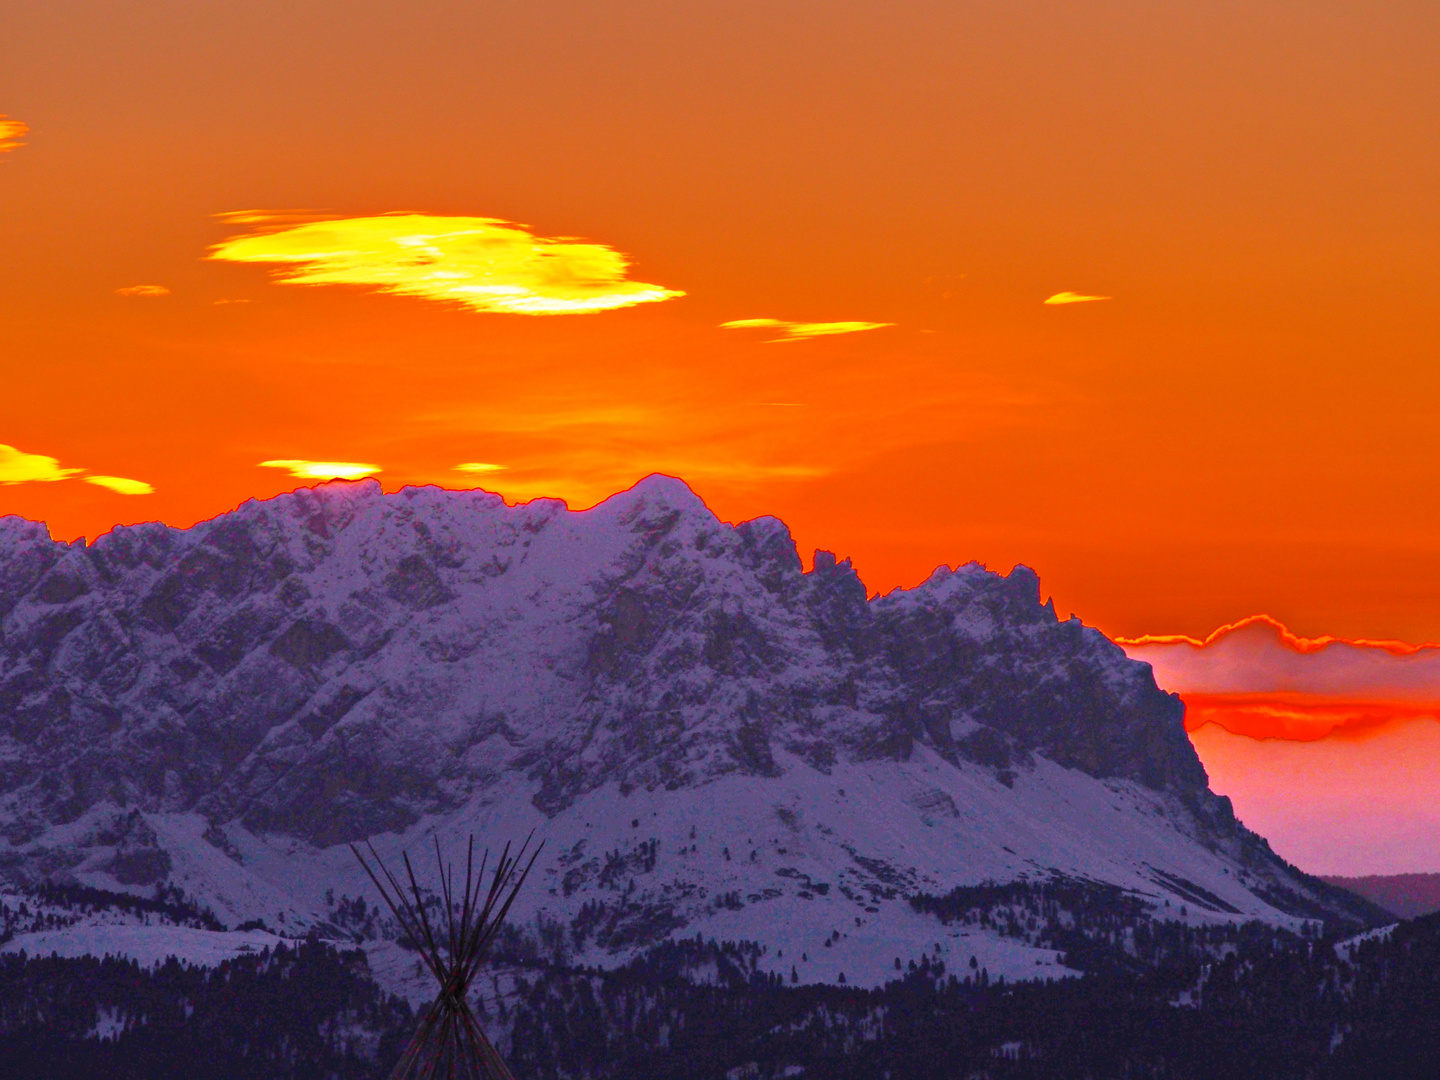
0,476,1372,988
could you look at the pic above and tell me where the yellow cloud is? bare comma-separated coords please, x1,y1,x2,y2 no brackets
259,459,381,480
209,213,684,315
721,318,894,342
86,475,154,495
0,443,82,484
1043,292,1112,305
0,116,27,155
455,462,506,473
114,285,171,297
0,444,153,492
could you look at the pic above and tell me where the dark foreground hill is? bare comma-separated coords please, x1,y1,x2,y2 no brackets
1,911,1436,1080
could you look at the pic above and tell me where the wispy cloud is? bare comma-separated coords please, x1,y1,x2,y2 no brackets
86,475,154,495
1043,292,1111,305
0,443,153,493
455,462,506,473
0,116,27,155
209,213,684,315
114,285,171,298
259,459,381,480
721,318,894,342
0,443,83,484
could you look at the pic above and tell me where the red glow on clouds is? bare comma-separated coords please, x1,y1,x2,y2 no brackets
1116,613,1440,658
1119,614,1440,740
1126,616,1440,871
1181,693,1440,742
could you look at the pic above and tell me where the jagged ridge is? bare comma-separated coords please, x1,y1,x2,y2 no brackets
0,476,1377,985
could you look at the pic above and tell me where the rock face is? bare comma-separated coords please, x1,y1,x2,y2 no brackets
0,476,1373,984
0,476,1203,846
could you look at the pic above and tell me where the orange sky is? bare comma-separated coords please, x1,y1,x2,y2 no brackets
3,0,1439,642
3,3,1439,869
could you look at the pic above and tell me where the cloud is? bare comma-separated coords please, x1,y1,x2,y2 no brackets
1043,292,1111,305
454,462,506,473
114,285,171,298
1117,614,1435,658
1118,615,1440,741
0,443,83,484
259,459,381,480
209,213,684,315
1181,694,1438,742
86,475,154,495
0,443,153,492
721,318,894,342
0,116,27,155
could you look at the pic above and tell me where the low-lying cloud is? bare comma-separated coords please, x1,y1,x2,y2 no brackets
209,213,684,315
721,318,894,342
259,459,381,481
1119,615,1440,740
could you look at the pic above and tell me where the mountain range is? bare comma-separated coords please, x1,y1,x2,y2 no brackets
0,475,1378,995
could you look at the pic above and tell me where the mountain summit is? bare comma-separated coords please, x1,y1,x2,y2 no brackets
0,477,1372,987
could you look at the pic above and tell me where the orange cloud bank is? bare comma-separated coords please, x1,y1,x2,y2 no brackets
1180,693,1440,742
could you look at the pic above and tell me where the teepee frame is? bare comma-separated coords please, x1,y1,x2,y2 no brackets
351,833,543,1080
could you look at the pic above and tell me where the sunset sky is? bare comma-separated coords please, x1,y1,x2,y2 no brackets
3,1,1438,873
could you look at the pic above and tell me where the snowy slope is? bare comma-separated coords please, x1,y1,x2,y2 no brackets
0,476,1374,985
1,924,296,968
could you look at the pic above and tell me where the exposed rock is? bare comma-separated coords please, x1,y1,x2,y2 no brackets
0,475,1369,951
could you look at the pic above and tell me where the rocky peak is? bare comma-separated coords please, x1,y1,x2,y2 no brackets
0,480,1216,857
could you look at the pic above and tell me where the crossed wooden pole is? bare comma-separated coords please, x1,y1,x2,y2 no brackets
351,833,543,1080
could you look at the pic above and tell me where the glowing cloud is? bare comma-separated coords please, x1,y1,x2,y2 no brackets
86,475,154,495
0,443,83,484
721,318,894,342
114,285,171,298
1117,613,1439,658
0,116,27,154
1119,615,1440,741
1043,292,1111,305
1180,694,1439,742
260,459,380,481
209,213,684,315
455,462,506,473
